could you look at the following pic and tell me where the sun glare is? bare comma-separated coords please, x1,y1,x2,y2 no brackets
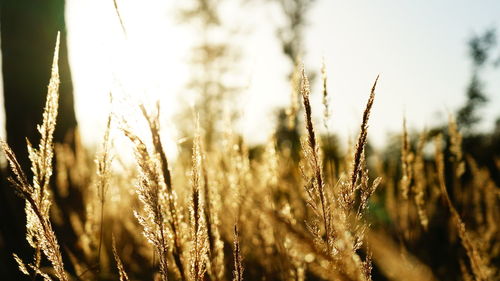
67,0,195,159
66,0,500,156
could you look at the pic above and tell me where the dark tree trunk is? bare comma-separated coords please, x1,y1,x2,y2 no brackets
0,0,76,278
1,0,76,157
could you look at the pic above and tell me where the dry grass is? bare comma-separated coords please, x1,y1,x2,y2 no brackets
1,35,499,281
1,33,68,281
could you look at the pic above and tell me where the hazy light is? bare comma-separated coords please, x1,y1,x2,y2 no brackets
65,0,500,154
67,0,192,158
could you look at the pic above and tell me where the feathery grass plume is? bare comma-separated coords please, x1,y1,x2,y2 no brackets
13,252,52,281
320,59,336,181
299,65,332,254
434,135,491,281
122,125,169,281
400,116,413,200
96,109,113,270
412,131,428,230
232,224,244,281
12,253,30,276
189,123,208,281
321,58,330,130
356,154,381,221
1,33,68,281
139,103,186,280
28,35,61,209
398,116,413,241
350,75,379,189
448,114,465,178
199,137,225,281
112,235,130,281
270,207,359,281
340,154,380,281
299,66,376,281
334,75,381,281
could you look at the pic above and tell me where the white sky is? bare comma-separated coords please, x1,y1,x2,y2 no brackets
1,0,500,153
304,0,500,147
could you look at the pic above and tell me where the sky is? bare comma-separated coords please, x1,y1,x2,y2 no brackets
303,1,500,146
2,0,500,154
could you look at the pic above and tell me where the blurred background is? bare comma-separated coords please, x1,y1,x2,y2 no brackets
1,0,500,150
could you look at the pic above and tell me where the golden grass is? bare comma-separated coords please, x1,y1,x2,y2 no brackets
1,32,68,281
1,35,499,281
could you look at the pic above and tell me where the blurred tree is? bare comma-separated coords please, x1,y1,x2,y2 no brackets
455,28,500,183
272,0,316,158
0,0,77,278
275,0,315,69
177,0,241,151
275,108,301,159
457,29,496,132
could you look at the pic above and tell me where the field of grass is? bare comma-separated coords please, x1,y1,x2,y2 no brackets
1,33,499,281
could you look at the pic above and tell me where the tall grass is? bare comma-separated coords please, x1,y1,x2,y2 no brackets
1,33,68,281
1,35,499,281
